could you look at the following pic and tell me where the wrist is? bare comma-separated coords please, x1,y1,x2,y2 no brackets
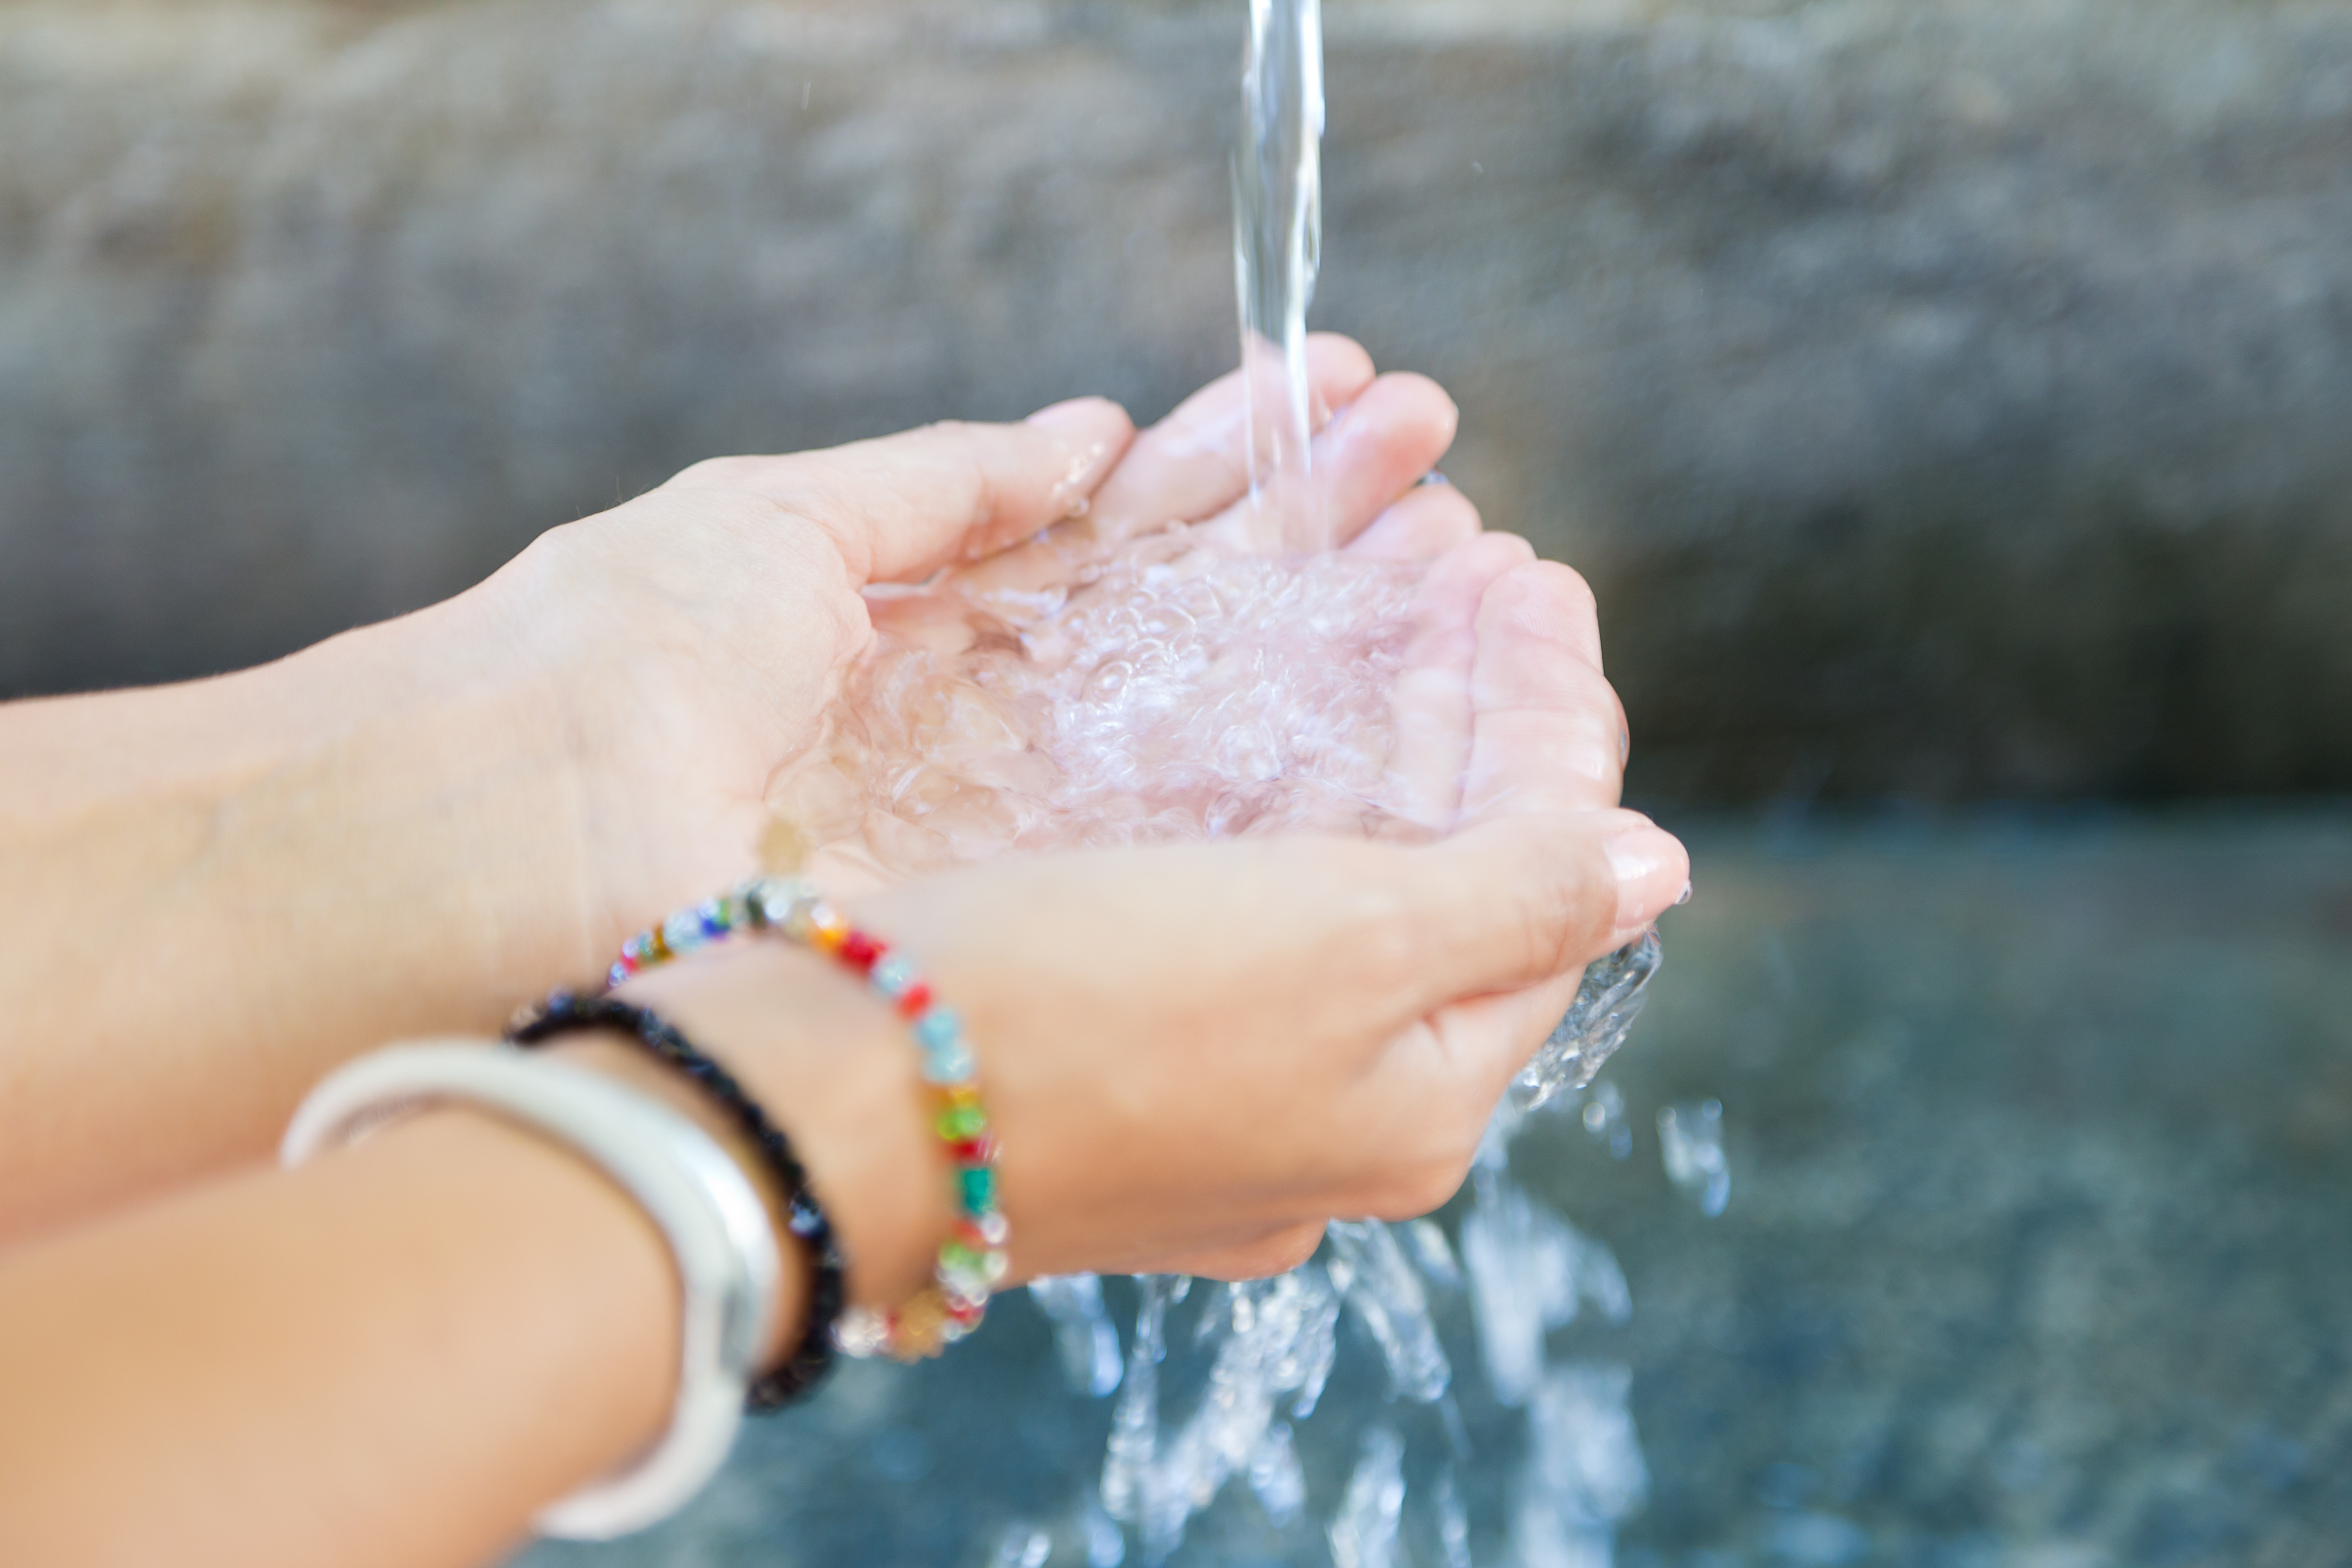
613,942,945,1311
538,1032,812,1372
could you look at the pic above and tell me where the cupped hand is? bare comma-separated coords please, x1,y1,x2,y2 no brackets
473,335,1465,957
620,553,1687,1300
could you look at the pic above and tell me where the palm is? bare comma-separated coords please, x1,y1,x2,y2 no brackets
503,336,1625,991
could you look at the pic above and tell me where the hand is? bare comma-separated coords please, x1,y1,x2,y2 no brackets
476,335,1471,948
0,334,1487,1240
621,554,1685,1297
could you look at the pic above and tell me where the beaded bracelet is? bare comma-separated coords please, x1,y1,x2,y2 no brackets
607,876,1011,1362
506,993,845,1408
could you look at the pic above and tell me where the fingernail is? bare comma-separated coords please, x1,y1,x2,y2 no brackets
1605,823,1687,937
1675,880,1693,906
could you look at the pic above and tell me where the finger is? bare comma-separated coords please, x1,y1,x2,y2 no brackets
1195,370,1463,553
954,360,1429,600
1430,970,1586,1106
1458,561,1624,820
660,397,1137,584
1344,482,1483,562
1399,810,1687,1009
1087,334,1376,538
1383,533,1537,827
1307,372,1460,546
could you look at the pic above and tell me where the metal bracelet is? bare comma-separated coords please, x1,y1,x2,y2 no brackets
281,1042,781,1540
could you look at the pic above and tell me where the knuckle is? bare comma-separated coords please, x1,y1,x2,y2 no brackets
1519,831,1616,975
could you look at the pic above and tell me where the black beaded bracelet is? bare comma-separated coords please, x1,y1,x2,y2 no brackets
506,992,845,1410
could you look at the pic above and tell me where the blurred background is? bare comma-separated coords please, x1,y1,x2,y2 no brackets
7,1,2352,1565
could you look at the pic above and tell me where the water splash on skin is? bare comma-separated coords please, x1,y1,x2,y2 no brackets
1515,932,1664,1110
770,543,1429,876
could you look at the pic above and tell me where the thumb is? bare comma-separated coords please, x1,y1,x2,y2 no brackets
1398,809,1688,1014
660,398,1136,585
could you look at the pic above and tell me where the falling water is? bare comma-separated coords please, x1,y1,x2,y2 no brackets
1234,0,1327,552
1036,6,1668,1564
760,3,1684,1560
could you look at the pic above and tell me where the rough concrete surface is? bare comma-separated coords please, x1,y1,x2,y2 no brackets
6,0,2352,799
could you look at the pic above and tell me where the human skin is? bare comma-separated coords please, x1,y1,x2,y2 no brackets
0,336,1557,1243
0,338,1686,1564
0,563,1680,1568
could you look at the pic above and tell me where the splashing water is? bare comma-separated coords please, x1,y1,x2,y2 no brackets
1099,1270,1344,1562
1325,1218,1450,1403
760,1,1675,1560
1515,932,1664,1111
1030,1273,1126,1398
1659,1100,1732,1218
1327,1428,1406,1568
991,1522,1055,1568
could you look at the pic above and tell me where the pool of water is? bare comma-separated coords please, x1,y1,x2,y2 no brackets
518,809,2352,1568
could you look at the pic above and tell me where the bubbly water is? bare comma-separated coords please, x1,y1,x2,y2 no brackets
767,1,1688,1560
769,546,1429,874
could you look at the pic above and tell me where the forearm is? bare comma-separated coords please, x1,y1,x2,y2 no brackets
0,594,599,1239
0,1101,709,1568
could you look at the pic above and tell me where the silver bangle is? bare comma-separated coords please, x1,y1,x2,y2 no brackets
281,1041,782,1541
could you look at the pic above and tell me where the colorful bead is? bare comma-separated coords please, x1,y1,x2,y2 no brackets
922,1042,975,1085
936,1102,987,1142
869,955,916,1000
753,878,810,928
605,869,1008,1366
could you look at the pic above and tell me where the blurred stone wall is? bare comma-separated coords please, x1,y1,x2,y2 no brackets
6,0,2352,799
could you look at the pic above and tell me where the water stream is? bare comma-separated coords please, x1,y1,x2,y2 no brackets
759,4,1677,1561
1234,0,1326,553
